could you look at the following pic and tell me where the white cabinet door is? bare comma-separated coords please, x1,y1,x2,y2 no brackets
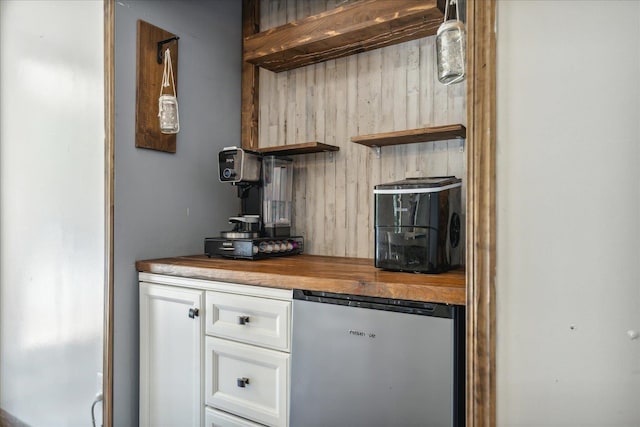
205,337,289,427
140,282,203,427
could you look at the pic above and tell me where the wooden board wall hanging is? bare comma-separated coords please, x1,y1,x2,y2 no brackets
136,20,179,153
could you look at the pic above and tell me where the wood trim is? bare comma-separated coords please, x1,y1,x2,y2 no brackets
241,0,260,150
466,0,497,426
243,0,444,73
103,0,115,426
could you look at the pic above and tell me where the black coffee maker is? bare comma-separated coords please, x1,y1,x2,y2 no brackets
217,146,262,238
204,147,303,259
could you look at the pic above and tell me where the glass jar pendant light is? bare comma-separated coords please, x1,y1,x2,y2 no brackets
158,48,180,134
436,0,466,85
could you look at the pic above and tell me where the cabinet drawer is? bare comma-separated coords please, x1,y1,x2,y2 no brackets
206,291,291,351
205,337,289,427
205,407,265,427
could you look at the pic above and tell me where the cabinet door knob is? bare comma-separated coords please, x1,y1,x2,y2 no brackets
236,377,250,388
188,308,199,319
238,315,250,325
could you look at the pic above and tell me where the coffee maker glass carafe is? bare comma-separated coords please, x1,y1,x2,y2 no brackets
262,156,293,237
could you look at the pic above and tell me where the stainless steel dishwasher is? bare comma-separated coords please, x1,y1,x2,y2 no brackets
290,289,464,427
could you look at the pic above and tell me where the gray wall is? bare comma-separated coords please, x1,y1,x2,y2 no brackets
0,1,104,425
497,1,640,425
114,1,241,425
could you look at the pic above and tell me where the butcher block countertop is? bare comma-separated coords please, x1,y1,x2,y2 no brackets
136,255,465,305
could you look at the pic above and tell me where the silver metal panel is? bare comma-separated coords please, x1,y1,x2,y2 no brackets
291,299,454,427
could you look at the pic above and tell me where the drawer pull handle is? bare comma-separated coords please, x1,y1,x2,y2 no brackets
238,315,250,325
188,308,199,319
237,377,250,388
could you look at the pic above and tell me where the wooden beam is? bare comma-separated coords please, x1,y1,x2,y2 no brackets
351,125,466,147
241,0,260,150
466,0,497,426
243,0,445,72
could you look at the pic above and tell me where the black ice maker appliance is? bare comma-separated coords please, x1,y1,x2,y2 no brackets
374,176,462,273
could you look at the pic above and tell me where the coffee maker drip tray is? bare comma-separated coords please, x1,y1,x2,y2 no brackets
205,236,304,260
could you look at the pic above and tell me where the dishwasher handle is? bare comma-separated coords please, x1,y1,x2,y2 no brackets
292,289,457,319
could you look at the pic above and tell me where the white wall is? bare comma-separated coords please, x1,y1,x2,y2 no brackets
0,1,105,426
496,1,640,425
113,1,241,425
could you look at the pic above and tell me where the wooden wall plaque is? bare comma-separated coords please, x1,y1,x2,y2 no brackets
136,20,179,153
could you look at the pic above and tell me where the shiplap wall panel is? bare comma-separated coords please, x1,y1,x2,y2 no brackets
258,0,466,258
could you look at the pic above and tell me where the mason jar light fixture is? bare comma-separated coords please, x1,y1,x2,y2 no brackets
436,0,466,85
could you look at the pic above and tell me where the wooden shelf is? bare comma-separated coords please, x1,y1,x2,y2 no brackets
351,124,467,148
255,142,340,156
243,0,445,73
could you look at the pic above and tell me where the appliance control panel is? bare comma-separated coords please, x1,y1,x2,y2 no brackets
218,147,261,183
219,149,238,182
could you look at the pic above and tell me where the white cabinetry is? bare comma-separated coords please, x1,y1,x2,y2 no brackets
139,273,292,427
139,282,204,427
205,291,291,352
205,290,291,427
